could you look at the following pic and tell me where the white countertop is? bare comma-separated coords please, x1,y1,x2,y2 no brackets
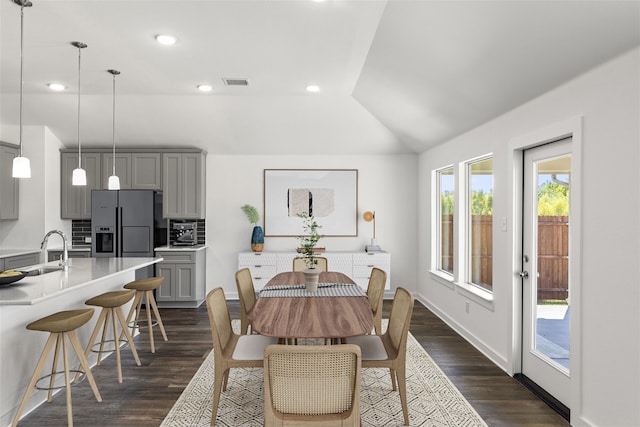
155,245,208,252
0,249,40,259
0,257,162,305
47,246,92,252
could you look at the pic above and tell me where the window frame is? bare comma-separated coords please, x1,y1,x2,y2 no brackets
464,155,494,293
434,166,455,278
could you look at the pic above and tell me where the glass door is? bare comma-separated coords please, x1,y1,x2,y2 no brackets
522,138,571,408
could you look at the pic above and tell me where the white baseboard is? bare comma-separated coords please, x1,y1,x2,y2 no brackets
415,292,508,372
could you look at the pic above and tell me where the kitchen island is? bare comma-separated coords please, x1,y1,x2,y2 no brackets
0,257,162,426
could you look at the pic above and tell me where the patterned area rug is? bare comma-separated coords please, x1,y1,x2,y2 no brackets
161,321,487,427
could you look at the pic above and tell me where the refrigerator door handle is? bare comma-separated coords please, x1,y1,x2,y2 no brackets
117,206,123,257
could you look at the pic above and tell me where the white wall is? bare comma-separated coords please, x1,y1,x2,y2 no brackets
205,154,418,298
0,125,68,252
418,48,639,426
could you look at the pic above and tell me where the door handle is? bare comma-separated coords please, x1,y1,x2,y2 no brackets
518,271,529,279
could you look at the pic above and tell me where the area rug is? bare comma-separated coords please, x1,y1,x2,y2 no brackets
161,321,487,427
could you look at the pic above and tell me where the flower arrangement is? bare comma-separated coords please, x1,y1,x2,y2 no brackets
296,212,323,269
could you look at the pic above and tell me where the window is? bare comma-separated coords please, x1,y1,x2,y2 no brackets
436,167,454,276
467,157,493,291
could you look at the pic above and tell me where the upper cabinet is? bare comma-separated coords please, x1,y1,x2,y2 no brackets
102,152,161,190
61,152,102,219
0,142,20,220
162,152,206,219
60,148,205,220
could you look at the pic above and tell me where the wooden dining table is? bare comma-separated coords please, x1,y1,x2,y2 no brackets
252,271,374,340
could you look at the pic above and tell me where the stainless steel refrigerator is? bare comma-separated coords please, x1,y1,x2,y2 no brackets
91,190,166,278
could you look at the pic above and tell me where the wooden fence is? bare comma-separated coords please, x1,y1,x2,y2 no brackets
441,214,568,300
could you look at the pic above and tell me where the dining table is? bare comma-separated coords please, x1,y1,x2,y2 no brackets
252,271,374,340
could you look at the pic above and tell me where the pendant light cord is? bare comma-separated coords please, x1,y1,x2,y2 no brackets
19,3,24,157
77,44,82,169
112,71,116,175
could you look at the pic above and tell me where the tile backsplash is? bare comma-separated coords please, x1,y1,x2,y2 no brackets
71,220,92,247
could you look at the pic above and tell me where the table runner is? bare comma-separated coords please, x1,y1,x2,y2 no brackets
260,283,366,298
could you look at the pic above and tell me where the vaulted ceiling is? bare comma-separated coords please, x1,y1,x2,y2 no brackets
1,0,638,155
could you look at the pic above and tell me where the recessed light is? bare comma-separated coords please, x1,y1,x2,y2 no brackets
155,34,176,45
197,84,212,92
47,83,65,91
306,85,320,93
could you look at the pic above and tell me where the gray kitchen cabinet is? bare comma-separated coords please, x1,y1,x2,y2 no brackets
61,152,102,219
0,142,20,220
47,249,91,262
4,252,41,269
101,153,131,189
155,248,206,308
162,152,206,219
102,152,161,190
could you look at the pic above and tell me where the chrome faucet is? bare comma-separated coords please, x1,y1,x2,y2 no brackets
41,230,69,271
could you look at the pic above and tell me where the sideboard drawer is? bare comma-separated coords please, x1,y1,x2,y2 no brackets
245,265,277,280
353,265,390,278
239,252,278,266
353,252,390,266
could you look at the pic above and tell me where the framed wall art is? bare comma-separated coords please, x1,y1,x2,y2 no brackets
264,169,358,237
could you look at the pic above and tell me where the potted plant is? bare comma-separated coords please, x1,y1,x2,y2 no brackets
241,204,264,252
296,212,323,291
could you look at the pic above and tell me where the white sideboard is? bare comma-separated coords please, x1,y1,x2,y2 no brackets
238,251,390,290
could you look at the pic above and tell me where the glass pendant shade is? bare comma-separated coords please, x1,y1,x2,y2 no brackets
12,156,31,178
108,175,120,190
72,167,86,186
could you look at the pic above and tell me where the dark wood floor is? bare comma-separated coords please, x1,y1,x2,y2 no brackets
18,300,569,426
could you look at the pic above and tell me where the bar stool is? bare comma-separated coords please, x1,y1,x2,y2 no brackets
123,277,168,353
78,289,141,384
11,309,102,427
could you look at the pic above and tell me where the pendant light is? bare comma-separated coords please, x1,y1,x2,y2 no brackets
107,69,120,190
11,0,32,178
71,41,87,186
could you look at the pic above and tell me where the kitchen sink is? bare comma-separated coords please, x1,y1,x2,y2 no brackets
23,266,67,276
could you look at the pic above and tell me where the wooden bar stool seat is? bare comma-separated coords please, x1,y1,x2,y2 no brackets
11,309,102,427
77,289,141,384
123,277,168,353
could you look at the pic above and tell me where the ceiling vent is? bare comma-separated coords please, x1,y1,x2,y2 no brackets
222,78,249,86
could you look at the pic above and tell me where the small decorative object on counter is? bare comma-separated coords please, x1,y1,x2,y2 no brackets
241,204,264,252
296,213,323,291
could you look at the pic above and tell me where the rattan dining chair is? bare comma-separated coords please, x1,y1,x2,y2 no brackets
235,268,256,335
367,267,387,335
264,344,362,426
349,287,414,426
206,287,278,425
292,256,328,272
